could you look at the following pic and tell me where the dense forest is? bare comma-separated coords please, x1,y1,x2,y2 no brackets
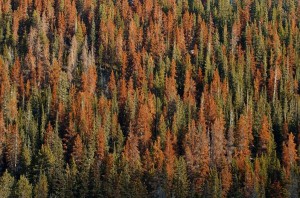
0,0,300,197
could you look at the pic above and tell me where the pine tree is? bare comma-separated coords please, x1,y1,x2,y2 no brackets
153,137,164,171
221,161,232,197
0,170,14,198
108,71,117,99
258,115,272,155
67,36,78,82
96,126,106,162
211,110,226,166
34,173,48,198
183,55,196,106
34,145,55,177
164,130,176,179
282,133,298,175
11,58,21,86
81,65,97,95
44,123,54,147
20,145,31,175
184,119,208,193
165,59,178,102
15,175,33,198
6,124,21,173
158,115,167,145
197,100,211,193
172,157,189,198
123,128,141,170
235,112,253,161
71,134,84,166
135,102,152,147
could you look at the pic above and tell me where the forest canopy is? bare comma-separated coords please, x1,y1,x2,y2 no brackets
0,0,300,197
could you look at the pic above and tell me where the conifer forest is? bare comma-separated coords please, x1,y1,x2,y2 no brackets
0,0,300,197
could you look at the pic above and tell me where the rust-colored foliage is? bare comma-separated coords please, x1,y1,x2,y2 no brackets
1,0,300,196
71,134,83,165
221,162,232,197
282,133,298,175
82,65,97,95
135,102,152,146
259,115,272,155
235,112,253,161
50,60,61,104
11,58,21,86
183,55,196,105
153,137,164,171
96,126,106,161
123,127,141,169
211,111,226,165
6,124,21,172
108,71,117,99
184,119,209,192
165,60,178,101
164,130,176,179
44,122,54,147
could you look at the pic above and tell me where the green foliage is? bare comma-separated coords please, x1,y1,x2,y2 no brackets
0,0,299,197
172,157,189,198
0,171,15,198
15,175,33,198
34,173,48,198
